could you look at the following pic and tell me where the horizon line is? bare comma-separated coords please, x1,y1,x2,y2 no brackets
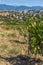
0,4,43,7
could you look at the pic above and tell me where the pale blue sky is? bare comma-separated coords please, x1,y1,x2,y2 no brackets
0,0,43,6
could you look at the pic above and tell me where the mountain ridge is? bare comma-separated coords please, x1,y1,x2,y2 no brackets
0,4,43,10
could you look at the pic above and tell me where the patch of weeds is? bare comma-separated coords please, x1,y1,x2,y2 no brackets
8,33,14,37
0,44,8,51
8,48,19,55
1,33,5,37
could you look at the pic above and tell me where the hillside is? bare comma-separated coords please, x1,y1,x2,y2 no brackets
0,25,43,65
0,12,43,65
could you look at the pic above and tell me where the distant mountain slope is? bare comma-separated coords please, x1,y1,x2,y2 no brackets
0,4,43,10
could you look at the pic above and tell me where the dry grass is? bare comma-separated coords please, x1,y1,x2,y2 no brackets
0,26,28,58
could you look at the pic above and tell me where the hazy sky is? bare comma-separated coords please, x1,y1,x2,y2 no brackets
0,0,43,6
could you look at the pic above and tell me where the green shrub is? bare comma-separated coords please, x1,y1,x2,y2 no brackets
27,16,43,54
